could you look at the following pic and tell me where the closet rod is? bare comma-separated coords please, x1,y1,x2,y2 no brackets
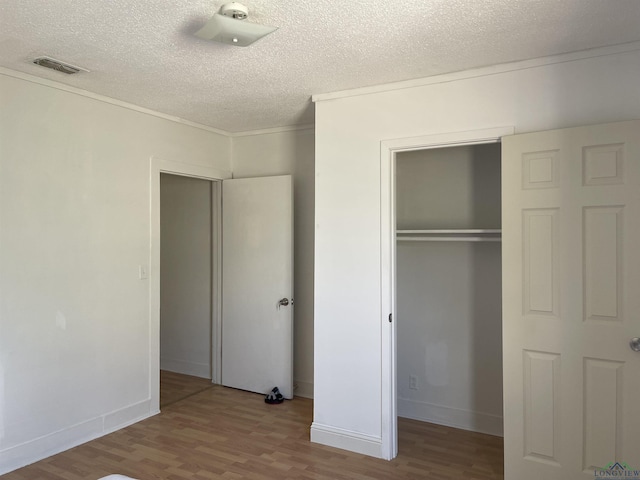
397,236,501,242
397,229,501,234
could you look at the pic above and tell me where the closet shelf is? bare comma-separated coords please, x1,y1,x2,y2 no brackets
396,229,501,242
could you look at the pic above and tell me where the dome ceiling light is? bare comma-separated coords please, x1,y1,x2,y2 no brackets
195,2,278,47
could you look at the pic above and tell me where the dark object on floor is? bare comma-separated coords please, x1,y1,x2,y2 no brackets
265,386,284,404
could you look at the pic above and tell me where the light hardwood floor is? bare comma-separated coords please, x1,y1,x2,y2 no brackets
160,370,216,408
5,372,503,480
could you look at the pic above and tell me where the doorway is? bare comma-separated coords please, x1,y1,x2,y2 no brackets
149,158,229,413
392,142,504,476
159,173,216,406
395,142,503,434
379,127,513,460
149,160,294,412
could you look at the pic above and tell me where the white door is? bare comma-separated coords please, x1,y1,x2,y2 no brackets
502,120,640,479
221,175,294,399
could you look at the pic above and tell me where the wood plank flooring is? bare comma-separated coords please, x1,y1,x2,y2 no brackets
160,370,215,408
5,372,503,480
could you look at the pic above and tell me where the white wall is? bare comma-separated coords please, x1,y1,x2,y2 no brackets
312,44,640,456
396,145,503,436
396,145,501,229
231,128,315,398
0,72,230,474
160,174,212,379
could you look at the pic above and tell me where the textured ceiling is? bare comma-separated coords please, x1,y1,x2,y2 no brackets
2,0,640,133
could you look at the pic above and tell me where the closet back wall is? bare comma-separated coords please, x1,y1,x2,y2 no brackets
396,144,503,436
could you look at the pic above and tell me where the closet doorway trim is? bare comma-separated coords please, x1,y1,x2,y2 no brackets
379,126,514,460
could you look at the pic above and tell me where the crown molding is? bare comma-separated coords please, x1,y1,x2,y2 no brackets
0,66,231,136
230,123,315,137
312,40,640,103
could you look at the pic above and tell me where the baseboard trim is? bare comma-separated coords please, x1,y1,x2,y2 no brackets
398,397,503,437
0,399,158,475
294,380,314,399
160,358,211,378
104,399,153,432
310,422,382,458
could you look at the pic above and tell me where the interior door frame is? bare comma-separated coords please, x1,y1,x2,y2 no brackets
379,126,514,460
149,157,232,413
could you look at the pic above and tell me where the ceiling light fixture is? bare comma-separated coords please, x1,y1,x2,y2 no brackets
195,2,277,47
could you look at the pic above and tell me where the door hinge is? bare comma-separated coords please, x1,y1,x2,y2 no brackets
388,313,392,323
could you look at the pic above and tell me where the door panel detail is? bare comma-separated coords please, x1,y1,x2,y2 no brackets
523,209,559,318
522,150,561,189
583,206,623,322
523,350,561,465
582,143,624,186
583,358,623,471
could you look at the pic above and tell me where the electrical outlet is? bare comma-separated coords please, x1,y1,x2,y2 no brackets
409,375,418,390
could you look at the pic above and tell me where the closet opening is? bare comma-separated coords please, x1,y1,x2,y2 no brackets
394,142,503,467
380,127,513,467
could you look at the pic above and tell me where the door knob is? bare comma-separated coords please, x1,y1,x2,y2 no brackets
630,337,640,352
277,298,290,309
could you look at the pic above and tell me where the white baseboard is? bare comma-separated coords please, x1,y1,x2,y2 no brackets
294,380,314,399
0,399,158,476
104,399,155,431
310,422,382,458
398,397,503,437
160,358,210,378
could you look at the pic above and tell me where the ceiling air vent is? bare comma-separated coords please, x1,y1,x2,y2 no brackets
33,56,89,75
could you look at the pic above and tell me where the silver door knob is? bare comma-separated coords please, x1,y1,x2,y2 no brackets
278,298,289,307
631,337,640,352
